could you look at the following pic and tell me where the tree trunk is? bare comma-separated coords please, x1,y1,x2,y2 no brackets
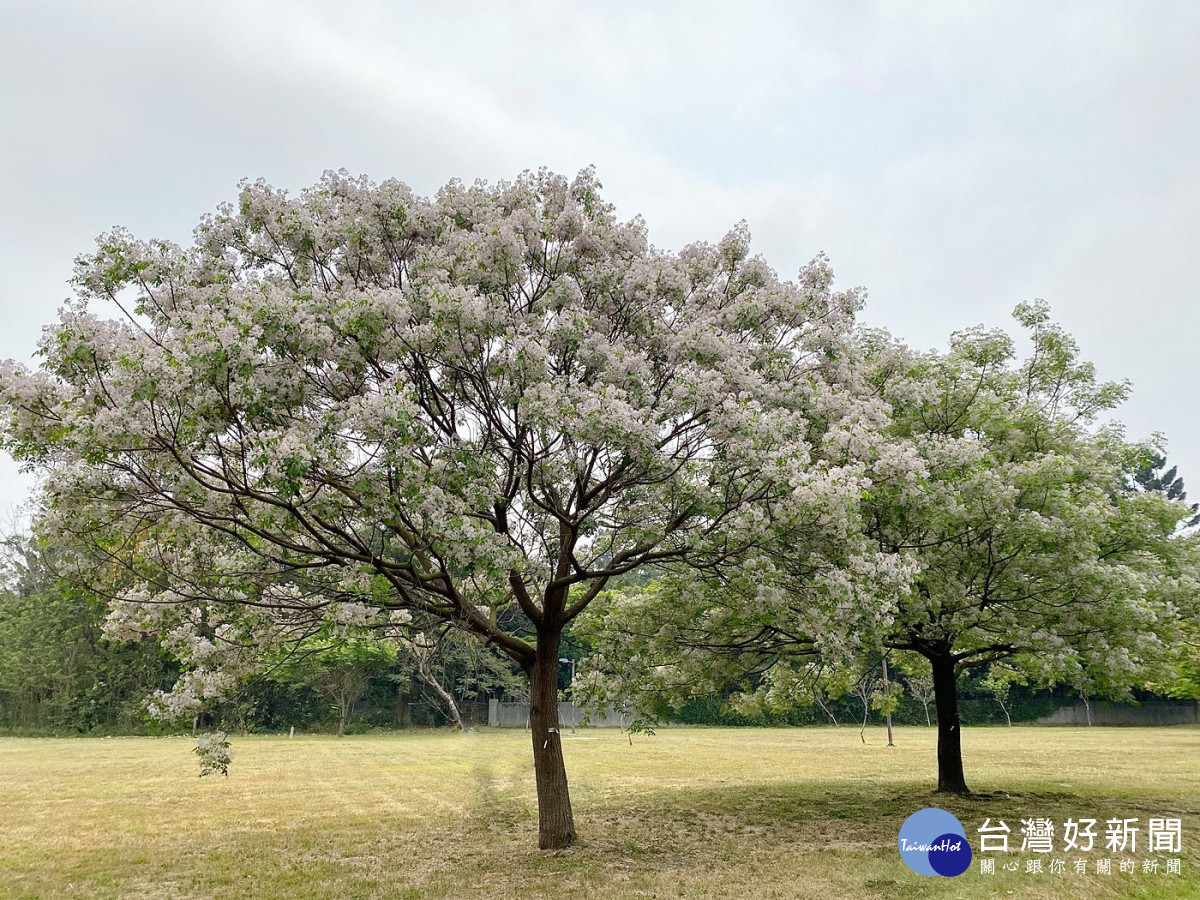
337,689,349,738
528,628,575,849
998,696,1012,727
921,701,931,728
816,694,839,726
394,687,413,728
882,657,895,747
930,651,969,794
417,655,463,731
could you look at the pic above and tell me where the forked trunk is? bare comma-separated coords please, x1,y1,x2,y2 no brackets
930,651,969,794
528,628,575,849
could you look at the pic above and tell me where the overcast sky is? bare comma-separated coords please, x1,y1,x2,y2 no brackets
2,1,1198,522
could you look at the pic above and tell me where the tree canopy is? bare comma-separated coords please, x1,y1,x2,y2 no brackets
2,166,1196,846
579,302,1200,794
0,167,896,848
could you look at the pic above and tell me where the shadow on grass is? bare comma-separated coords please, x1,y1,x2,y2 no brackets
457,776,1200,878
468,760,537,831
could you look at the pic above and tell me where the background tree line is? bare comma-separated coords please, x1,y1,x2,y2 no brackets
0,536,527,734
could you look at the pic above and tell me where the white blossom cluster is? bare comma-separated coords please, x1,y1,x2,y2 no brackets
193,731,233,778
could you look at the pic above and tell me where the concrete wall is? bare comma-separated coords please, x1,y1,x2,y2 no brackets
487,699,632,728
489,698,1200,728
1036,699,1199,726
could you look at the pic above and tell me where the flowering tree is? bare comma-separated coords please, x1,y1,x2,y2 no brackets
858,304,1199,793
580,304,1198,796
0,168,868,848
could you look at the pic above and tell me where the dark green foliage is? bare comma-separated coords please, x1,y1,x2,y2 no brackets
1135,454,1200,528
0,540,178,732
0,536,524,735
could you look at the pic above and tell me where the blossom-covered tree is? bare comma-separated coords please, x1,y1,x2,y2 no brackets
581,304,1198,796
0,168,871,848
857,304,1199,793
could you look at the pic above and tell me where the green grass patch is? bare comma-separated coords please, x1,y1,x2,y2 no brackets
0,726,1196,898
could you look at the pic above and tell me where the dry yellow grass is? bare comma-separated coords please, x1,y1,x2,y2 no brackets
1,726,1197,898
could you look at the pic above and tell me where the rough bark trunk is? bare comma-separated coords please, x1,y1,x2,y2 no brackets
394,687,413,728
930,651,969,794
528,628,575,849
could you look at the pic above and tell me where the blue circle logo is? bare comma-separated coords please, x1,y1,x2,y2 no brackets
898,808,972,877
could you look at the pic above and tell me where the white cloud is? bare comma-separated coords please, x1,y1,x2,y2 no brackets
2,0,1199,517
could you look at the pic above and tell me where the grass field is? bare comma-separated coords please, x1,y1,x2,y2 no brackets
0,726,1197,899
